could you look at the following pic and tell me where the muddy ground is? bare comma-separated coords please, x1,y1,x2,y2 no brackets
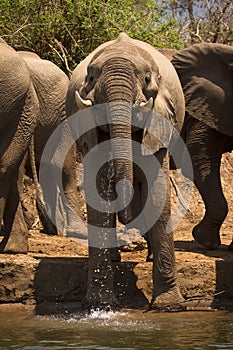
0,154,233,312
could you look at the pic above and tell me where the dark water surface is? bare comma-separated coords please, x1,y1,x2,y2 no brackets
0,305,232,350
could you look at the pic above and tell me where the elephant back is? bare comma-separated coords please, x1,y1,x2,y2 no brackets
172,43,233,137
0,44,31,128
20,52,69,126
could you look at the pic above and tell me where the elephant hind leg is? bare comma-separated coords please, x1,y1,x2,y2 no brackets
184,120,229,250
193,217,223,250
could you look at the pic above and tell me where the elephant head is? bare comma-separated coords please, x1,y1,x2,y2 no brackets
172,43,233,137
67,33,184,225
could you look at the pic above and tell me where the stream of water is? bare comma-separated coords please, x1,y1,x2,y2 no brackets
0,305,232,350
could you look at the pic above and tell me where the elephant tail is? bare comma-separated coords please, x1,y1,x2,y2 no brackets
29,135,58,235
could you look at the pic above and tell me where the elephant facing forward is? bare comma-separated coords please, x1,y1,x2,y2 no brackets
172,43,233,251
66,33,186,309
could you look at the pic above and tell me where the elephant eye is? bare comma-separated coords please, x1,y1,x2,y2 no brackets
145,75,151,85
85,74,95,91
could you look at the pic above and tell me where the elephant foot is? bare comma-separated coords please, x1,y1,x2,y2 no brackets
229,240,233,251
0,231,28,254
151,286,186,312
192,221,221,250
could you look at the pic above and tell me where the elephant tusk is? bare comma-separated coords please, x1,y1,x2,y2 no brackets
75,90,92,109
139,97,154,111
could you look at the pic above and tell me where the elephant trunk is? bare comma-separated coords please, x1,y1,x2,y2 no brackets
102,58,135,224
109,103,134,224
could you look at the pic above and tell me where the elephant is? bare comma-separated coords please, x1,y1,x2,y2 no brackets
171,43,233,251
0,42,83,254
0,42,39,253
18,51,83,236
65,33,186,310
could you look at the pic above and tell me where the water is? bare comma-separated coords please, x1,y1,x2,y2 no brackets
0,305,232,350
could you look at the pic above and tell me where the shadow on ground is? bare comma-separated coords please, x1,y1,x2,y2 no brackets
175,240,233,310
34,257,149,315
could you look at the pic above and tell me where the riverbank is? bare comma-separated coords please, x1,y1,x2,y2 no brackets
0,154,233,312
0,222,232,312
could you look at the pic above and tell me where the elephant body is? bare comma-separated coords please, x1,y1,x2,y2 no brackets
18,51,83,236
0,42,83,253
171,43,233,251
66,33,185,309
0,42,39,253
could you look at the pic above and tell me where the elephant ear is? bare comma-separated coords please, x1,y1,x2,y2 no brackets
141,84,177,156
172,43,233,137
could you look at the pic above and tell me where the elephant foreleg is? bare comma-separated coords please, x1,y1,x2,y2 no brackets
85,205,119,309
149,192,184,309
142,152,184,310
192,155,227,249
83,155,120,309
185,120,228,249
150,224,184,310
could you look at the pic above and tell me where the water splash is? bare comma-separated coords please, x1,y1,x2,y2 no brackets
86,308,124,320
50,309,161,333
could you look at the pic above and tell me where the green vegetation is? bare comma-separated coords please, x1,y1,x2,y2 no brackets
0,0,232,73
0,0,183,72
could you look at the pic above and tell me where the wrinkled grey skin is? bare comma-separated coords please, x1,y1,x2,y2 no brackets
0,42,83,254
18,51,83,236
0,42,39,253
66,33,185,310
172,43,233,251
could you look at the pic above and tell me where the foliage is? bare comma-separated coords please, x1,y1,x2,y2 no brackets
2,0,231,73
0,0,183,72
